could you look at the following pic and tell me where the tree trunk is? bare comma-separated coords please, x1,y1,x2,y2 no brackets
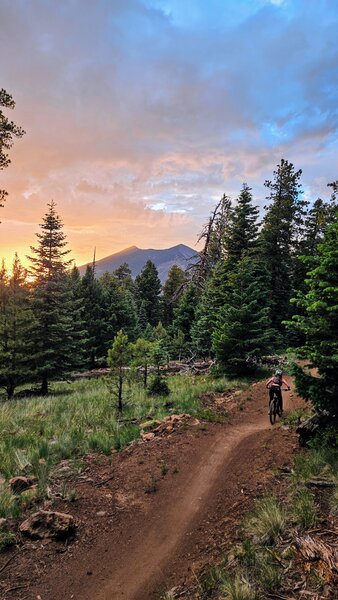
144,363,148,388
6,376,15,400
118,369,123,412
41,373,48,395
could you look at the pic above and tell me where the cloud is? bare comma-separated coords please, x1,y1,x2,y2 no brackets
0,0,337,266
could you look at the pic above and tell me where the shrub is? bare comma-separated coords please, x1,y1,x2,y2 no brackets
148,375,170,396
245,496,285,545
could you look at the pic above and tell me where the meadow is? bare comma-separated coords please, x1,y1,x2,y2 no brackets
0,373,246,520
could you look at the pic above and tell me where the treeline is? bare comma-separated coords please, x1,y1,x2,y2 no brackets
0,160,337,412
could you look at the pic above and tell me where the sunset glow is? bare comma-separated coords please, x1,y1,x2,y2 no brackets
1,0,338,268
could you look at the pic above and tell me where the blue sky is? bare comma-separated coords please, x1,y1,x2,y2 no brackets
0,0,337,264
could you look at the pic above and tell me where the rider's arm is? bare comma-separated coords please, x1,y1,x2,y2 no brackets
282,378,291,390
266,377,273,388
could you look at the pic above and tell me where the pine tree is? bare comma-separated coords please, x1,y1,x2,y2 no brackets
100,272,138,353
81,265,105,367
212,256,272,375
130,337,154,388
172,284,199,343
112,263,135,294
190,194,232,287
226,183,259,266
259,159,304,332
135,260,161,326
287,215,338,415
191,258,231,355
28,202,81,393
161,265,186,326
107,329,131,412
0,255,34,398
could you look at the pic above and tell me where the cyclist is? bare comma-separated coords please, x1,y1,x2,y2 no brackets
266,368,291,415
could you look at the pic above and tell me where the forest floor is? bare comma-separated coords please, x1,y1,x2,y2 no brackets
0,379,318,600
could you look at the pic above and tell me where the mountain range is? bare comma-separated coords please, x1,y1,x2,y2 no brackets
79,244,197,282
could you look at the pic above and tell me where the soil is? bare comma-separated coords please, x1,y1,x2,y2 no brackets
0,379,305,600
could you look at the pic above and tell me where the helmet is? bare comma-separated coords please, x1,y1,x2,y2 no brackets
275,368,282,376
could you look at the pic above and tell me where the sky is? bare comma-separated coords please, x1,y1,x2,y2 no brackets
0,0,338,267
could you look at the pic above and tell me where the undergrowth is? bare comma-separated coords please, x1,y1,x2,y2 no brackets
0,373,247,552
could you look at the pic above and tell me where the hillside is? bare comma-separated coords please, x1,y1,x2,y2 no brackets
78,244,197,282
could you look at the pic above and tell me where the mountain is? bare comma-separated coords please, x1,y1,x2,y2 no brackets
78,244,197,282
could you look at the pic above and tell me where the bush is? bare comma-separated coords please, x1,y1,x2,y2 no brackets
245,496,285,545
148,375,170,396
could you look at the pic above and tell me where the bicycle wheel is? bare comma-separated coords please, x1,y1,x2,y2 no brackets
269,399,276,425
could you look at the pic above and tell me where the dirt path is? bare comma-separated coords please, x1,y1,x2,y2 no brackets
96,422,266,600
2,380,303,600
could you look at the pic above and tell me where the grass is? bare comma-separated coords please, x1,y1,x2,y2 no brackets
292,487,317,529
245,496,285,545
0,484,18,518
221,575,259,600
0,528,16,550
0,374,243,487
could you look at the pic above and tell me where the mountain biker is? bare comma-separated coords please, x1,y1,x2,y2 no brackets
266,369,291,414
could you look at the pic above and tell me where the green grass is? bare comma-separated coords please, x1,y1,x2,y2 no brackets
245,496,286,545
221,575,259,600
0,374,243,487
0,528,16,550
292,487,317,529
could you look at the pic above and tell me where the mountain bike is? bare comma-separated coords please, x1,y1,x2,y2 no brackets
268,387,288,425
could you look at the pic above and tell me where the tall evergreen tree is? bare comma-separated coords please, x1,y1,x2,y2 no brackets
28,202,82,393
172,283,199,344
135,260,161,326
100,272,138,352
226,183,259,266
81,265,106,367
161,265,186,326
212,256,272,375
190,194,232,287
259,159,304,332
287,214,338,415
0,256,34,398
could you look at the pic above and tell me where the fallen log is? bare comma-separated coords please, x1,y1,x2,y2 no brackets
296,413,331,446
306,479,336,488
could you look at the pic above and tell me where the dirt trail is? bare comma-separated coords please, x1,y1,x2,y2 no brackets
3,380,303,600
96,422,265,600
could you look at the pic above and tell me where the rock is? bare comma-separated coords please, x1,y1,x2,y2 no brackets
0,517,8,528
234,391,242,397
141,432,155,441
96,511,106,517
9,476,36,494
19,510,75,540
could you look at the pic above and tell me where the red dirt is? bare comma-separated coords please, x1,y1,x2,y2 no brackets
0,380,304,600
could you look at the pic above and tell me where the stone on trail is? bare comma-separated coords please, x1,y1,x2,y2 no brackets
0,517,8,528
141,432,156,441
9,476,36,494
19,510,75,539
